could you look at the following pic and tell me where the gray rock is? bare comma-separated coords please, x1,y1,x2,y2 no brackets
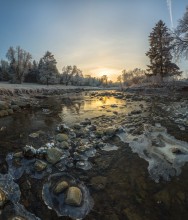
171,147,182,154
45,148,63,164
58,141,70,149
65,186,82,206
11,105,21,111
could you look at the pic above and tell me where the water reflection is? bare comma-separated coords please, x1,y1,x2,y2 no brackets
60,96,127,125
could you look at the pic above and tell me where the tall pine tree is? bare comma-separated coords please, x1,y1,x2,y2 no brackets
146,20,181,80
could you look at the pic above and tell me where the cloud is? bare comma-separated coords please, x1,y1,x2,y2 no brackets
166,0,174,29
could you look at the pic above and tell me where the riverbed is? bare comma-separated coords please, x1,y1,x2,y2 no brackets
0,90,188,220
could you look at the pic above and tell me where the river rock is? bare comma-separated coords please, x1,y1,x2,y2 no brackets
65,186,82,206
0,101,8,110
56,124,70,133
58,141,70,149
171,147,182,154
0,110,9,117
0,188,7,207
23,145,36,158
14,151,23,158
45,148,63,164
7,108,13,114
56,133,68,142
53,181,69,194
74,123,82,130
11,104,21,111
80,119,91,126
104,127,116,136
34,160,47,172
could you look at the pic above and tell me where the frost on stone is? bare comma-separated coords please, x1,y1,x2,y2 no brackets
13,203,41,220
76,161,92,170
117,124,188,182
100,143,119,151
6,153,51,180
0,174,40,219
0,173,21,203
42,173,94,219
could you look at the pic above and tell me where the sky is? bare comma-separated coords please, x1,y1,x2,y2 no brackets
0,0,187,81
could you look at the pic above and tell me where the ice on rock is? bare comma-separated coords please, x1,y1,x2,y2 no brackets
42,173,94,219
0,174,40,218
76,161,92,170
100,143,119,151
117,124,188,182
0,173,21,203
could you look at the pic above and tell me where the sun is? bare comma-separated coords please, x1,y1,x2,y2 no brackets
89,67,122,82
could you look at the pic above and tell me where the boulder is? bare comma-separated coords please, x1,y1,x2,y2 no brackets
65,186,82,206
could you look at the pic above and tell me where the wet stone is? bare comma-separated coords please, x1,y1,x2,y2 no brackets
58,141,70,149
53,181,69,194
23,146,36,158
45,148,63,164
56,133,68,142
171,147,182,154
14,152,23,158
65,186,82,206
34,160,47,172
0,188,7,207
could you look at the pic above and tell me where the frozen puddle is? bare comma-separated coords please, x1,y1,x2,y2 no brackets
117,124,188,182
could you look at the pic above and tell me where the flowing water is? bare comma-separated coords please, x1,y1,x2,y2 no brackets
0,91,188,220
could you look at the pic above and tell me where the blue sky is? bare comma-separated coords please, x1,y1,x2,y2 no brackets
0,0,187,80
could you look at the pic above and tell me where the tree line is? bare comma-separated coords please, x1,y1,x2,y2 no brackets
0,6,188,87
0,49,112,87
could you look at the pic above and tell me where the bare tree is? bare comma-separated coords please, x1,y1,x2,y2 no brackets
6,46,32,83
173,6,188,60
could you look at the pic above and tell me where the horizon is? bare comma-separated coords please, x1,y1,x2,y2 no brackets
0,0,187,81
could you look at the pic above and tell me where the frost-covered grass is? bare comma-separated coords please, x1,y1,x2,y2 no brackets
0,82,109,91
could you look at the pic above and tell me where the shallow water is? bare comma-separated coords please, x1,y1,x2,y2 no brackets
0,91,188,220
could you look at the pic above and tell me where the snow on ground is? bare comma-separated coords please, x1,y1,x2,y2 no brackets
0,82,110,91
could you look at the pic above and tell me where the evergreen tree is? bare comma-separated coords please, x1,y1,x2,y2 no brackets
146,20,181,80
38,51,59,85
24,60,39,82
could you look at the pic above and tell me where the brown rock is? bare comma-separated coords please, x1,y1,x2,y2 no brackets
53,181,69,194
65,186,82,206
